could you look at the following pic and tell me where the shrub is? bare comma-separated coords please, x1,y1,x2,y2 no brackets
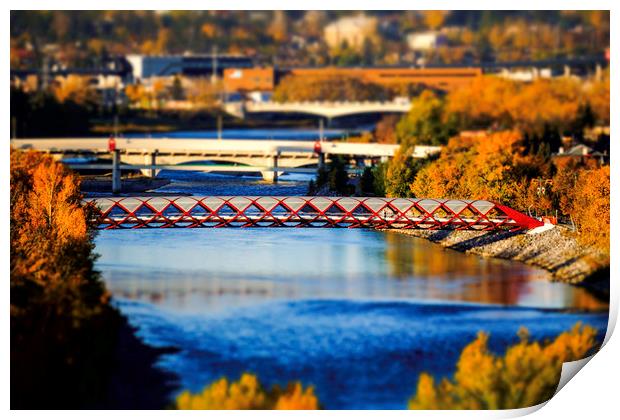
176,373,319,410
409,323,598,410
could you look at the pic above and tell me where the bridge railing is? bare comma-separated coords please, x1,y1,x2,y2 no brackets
84,196,543,230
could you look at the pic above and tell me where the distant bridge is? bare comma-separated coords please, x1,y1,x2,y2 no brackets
11,138,441,182
85,196,543,231
224,99,412,119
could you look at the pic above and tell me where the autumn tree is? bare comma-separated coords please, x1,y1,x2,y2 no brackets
409,323,598,409
374,115,400,144
586,71,610,125
556,165,610,254
272,74,391,103
11,149,122,408
410,131,551,204
53,75,98,106
422,11,448,30
176,373,319,410
185,78,221,109
443,75,602,137
268,11,289,43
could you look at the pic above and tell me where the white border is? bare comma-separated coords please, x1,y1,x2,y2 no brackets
4,2,617,419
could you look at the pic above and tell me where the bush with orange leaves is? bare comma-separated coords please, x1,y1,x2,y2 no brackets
553,164,610,255
410,131,549,204
409,323,598,410
445,74,609,135
11,148,121,408
176,373,320,410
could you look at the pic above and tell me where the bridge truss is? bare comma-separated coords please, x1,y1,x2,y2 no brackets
85,196,543,231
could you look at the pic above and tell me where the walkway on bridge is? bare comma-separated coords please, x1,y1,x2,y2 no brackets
85,196,543,231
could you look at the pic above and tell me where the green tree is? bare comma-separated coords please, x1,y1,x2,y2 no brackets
396,90,457,147
170,75,185,100
384,148,418,198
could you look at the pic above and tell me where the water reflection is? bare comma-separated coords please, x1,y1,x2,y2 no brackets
96,229,607,311
382,232,607,310
95,227,608,409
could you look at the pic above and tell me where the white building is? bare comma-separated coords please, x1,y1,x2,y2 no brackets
323,15,378,50
406,31,447,51
125,54,253,82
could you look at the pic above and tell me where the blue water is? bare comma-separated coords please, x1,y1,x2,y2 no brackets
152,170,311,196
125,127,358,141
116,298,607,409
95,226,609,409
93,167,609,409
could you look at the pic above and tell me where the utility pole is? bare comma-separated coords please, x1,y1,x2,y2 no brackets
217,112,223,141
211,45,218,85
41,56,50,91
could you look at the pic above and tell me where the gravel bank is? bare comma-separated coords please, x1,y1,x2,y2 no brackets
387,226,609,295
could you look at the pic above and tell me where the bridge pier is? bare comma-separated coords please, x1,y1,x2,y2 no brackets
260,153,281,183
112,149,121,193
140,151,159,178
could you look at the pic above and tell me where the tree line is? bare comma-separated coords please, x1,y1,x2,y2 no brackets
11,11,609,69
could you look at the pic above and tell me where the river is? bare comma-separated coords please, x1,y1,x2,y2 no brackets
94,169,609,409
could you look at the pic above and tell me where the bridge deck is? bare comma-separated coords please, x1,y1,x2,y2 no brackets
10,138,441,159
85,196,543,231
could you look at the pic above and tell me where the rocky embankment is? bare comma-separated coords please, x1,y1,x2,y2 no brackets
389,226,609,295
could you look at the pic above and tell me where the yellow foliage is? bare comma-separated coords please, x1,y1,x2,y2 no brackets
445,75,603,135
409,323,598,409
423,10,447,30
176,373,319,410
410,131,528,203
561,165,610,254
274,383,319,410
53,75,96,105
273,74,390,102
11,148,119,407
201,23,217,38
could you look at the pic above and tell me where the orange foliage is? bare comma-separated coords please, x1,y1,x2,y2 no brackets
176,373,319,410
586,73,610,125
409,323,598,409
53,75,97,105
272,74,390,102
11,148,106,318
201,23,217,38
410,131,544,203
11,148,120,408
445,75,603,135
557,165,610,254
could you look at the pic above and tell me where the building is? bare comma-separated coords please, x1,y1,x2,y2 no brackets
223,67,275,92
220,66,483,94
126,54,254,81
283,67,483,92
323,15,378,51
553,144,608,165
406,31,447,51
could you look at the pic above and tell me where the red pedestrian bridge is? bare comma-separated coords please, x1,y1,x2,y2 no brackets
85,196,544,231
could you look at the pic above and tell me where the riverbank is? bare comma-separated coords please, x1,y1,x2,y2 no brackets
386,226,610,296
90,111,321,135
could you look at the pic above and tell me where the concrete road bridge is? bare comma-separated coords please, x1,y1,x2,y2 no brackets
10,138,441,182
85,196,544,231
223,99,412,119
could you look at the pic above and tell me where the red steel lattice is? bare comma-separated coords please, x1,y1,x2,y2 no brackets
84,196,544,231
